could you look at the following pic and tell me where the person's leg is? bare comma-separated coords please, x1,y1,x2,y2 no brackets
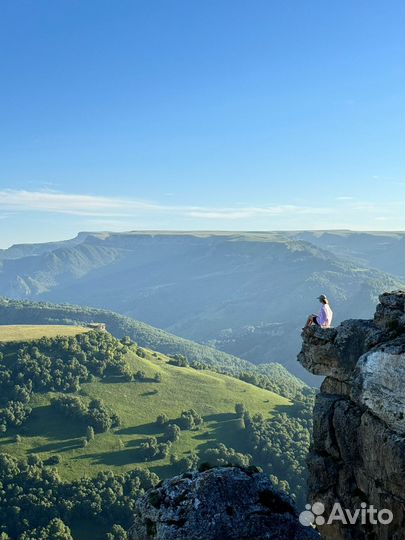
304,314,318,328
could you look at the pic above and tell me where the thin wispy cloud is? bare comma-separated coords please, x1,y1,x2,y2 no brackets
0,189,331,221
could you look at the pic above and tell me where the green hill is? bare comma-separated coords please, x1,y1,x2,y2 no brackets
0,326,312,539
0,298,308,393
3,339,289,482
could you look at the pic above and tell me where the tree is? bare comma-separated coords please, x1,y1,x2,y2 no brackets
156,413,168,426
203,443,252,468
106,524,128,540
19,518,73,540
86,426,95,441
168,354,189,367
46,454,61,465
235,403,246,417
164,423,180,442
178,409,203,430
134,370,146,381
176,452,199,471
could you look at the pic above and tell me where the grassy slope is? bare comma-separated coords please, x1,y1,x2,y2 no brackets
0,299,258,372
0,324,89,342
1,344,290,482
0,299,308,393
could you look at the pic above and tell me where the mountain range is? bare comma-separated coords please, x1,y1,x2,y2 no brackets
0,230,402,380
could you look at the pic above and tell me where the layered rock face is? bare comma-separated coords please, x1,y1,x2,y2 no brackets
129,466,319,540
299,291,405,540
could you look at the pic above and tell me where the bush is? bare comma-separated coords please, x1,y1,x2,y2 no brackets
134,370,146,381
106,524,128,540
46,454,61,465
51,396,118,434
167,354,189,367
174,452,199,471
235,403,246,417
156,413,168,426
178,409,203,430
203,443,252,468
164,423,180,442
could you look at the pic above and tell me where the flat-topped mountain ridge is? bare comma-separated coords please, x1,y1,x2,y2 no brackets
0,231,402,382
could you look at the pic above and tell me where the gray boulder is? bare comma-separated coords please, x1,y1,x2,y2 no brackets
128,467,319,540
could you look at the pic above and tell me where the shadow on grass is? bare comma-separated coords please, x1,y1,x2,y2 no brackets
148,462,178,479
73,439,153,466
203,412,235,423
0,437,14,446
116,422,161,436
273,403,293,415
30,438,83,453
100,375,159,385
194,416,246,456
23,405,84,440
140,390,158,397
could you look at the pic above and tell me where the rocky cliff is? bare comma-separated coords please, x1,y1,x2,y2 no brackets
128,466,319,540
299,291,405,540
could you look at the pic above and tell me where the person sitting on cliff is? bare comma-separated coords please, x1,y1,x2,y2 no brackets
304,294,333,328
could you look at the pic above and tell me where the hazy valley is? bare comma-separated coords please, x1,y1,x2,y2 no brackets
0,230,402,382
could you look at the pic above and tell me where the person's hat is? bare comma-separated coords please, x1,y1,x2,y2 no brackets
317,294,328,302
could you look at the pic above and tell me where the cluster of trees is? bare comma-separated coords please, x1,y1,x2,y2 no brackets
177,409,203,430
0,452,159,540
159,408,203,432
139,436,172,460
18,518,73,540
139,418,203,463
242,409,311,505
0,332,131,432
202,443,252,468
167,354,189,367
170,451,199,472
51,395,120,433
140,410,203,463
0,400,32,432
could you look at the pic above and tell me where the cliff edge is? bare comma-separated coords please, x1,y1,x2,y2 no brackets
299,291,405,540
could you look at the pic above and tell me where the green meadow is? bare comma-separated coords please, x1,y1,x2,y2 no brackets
0,341,291,481
0,324,89,342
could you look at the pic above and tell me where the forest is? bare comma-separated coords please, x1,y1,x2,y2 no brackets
0,329,314,539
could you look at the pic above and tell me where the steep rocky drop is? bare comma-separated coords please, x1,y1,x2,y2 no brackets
299,291,405,540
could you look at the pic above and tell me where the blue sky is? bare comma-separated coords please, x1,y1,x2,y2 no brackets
0,0,403,247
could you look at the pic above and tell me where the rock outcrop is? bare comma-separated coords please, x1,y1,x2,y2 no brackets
299,291,405,540
128,466,319,540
